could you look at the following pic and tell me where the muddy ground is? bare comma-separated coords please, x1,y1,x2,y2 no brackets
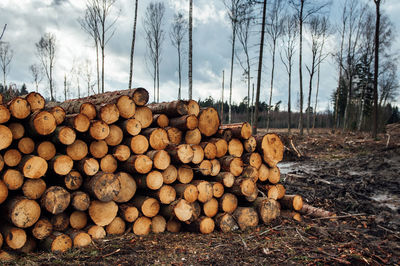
5,129,400,265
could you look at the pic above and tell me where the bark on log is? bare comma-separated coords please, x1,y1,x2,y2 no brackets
151,114,169,128
147,100,188,117
85,172,121,202
299,203,335,218
279,195,303,211
209,138,228,158
64,113,90,133
169,115,198,130
254,197,280,224
215,213,239,232
280,210,302,222
122,155,153,174
174,183,198,203
219,122,252,139
132,196,160,218
42,232,72,253
185,216,215,234
160,199,193,222
219,156,243,177
232,207,259,230
166,219,181,233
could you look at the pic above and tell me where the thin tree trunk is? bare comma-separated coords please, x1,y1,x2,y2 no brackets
357,87,365,131
157,55,160,103
312,60,321,131
64,74,67,101
228,25,236,124
188,0,193,100
246,55,251,123
251,83,254,127
96,41,100,94
178,45,181,100
221,70,224,123
334,23,346,132
288,69,292,134
298,1,304,135
128,0,139,89
266,41,276,131
307,69,314,134
372,0,380,139
253,0,267,135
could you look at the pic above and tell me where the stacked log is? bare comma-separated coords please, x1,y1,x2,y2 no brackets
0,88,300,256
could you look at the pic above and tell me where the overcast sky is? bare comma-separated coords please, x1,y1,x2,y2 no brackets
0,0,399,110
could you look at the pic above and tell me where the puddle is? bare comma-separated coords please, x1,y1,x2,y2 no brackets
372,193,400,211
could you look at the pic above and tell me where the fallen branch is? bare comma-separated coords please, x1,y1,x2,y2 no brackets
313,213,367,220
300,203,335,218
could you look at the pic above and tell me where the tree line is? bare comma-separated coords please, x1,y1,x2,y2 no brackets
0,0,398,137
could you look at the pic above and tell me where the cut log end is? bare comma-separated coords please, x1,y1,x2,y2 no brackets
198,107,220,137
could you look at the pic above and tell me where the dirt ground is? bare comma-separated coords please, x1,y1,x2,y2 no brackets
5,129,400,265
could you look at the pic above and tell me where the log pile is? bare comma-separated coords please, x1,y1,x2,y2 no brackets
0,88,303,255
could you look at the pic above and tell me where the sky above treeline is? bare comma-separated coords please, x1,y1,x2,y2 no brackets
0,0,399,110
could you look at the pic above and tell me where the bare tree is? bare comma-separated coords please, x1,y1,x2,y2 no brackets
79,3,100,94
305,16,328,134
36,33,56,101
29,64,43,93
265,0,285,131
252,0,267,135
379,60,399,107
143,2,165,103
128,0,139,89
236,3,254,123
83,58,95,97
0,42,13,87
289,0,329,135
372,0,381,139
280,15,298,134
224,0,246,124
0,24,6,41
170,12,187,100
188,0,193,100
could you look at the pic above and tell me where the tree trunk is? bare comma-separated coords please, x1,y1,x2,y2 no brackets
254,197,280,224
128,0,139,89
266,40,277,131
232,207,259,230
298,1,304,135
188,0,193,99
88,200,118,226
372,0,380,139
198,107,220,137
228,24,236,124
85,172,120,202
134,106,153,129
279,194,303,211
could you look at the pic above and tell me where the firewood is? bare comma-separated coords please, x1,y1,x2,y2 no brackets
161,199,194,222
220,122,252,140
132,216,152,236
200,142,217,160
279,195,303,211
22,92,45,111
192,180,213,203
69,211,88,230
169,114,198,130
0,224,27,249
8,96,31,119
254,197,280,224
88,200,118,226
216,128,232,142
191,144,204,164
66,140,88,161
115,95,136,119
106,217,125,235
132,196,160,218
48,106,66,125
203,198,218,217
105,124,123,146
51,213,70,231
18,236,37,253
232,177,256,197
89,140,108,158
2,169,23,190
266,185,279,200
0,180,8,204
256,134,284,167
29,110,57,136
299,203,335,218
19,155,48,179
131,87,150,106
100,154,117,173
210,159,221,176
198,107,220,137
65,113,90,133
80,102,96,120
8,122,25,140
258,164,269,182
41,186,70,215
209,138,228,158
185,128,201,144
42,232,72,252
219,193,238,214
243,136,257,153
85,172,120,202
64,170,83,190
187,99,200,116
0,125,12,150
275,184,286,199
219,156,243,177
86,225,106,240
18,137,35,154
142,128,169,150
122,155,153,174
4,148,21,167
210,182,224,198
167,144,194,164
215,213,239,232
67,230,92,248
113,172,137,203
151,114,169,128
151,184,176,204
71,191,90,211
96,103,119,124
126,135,149,155
52,126,76,145
162,165,178,184
76,157,99,176
233,207,259,230
146,150,171,170
246,187,259,202
242,152,262,170
5,196,41,228
0,104,10,124
242,166,259,183
134,106,153,129
195,159,212,176
147,100,188,117
151,215,166,233
177,165,194,184
135,170,163,190
119,203,139,223
280,210,302,222
165,127,182,145
111,144,131,162
32,218,53,240
185,216,215,234
89,120,110,140
268,166,281,184
228,138,244,158
215,172,234,188
22,179,46,200
166,219,181,233
0,250,16,261
0,154,3,172
174,183,198,203
120,118,141,136
50,154,73,176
